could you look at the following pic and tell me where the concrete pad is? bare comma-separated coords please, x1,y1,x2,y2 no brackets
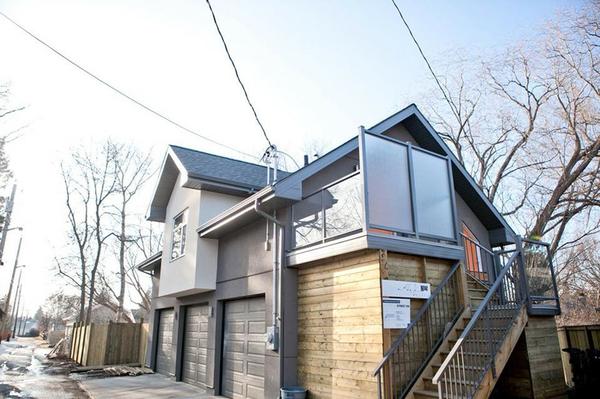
79,374,224,399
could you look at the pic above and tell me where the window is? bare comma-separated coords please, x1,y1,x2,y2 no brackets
462,223,483,276
171,210,187,260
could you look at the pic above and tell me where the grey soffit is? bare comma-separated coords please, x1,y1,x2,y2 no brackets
170,145,289,191
136,251,162,271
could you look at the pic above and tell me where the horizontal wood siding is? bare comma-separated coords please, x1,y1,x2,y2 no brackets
381,253,454,347
524,316,567,398
298,250,383,399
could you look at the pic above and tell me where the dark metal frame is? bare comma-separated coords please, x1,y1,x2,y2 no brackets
433,250,526,398
520,237,561,316
361,130,459,243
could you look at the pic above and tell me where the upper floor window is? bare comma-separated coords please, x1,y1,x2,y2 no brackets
171,210,187,260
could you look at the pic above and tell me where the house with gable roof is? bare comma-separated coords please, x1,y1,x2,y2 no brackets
139,105,566,399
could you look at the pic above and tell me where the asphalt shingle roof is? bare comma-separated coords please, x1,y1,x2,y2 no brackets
170,145,289,189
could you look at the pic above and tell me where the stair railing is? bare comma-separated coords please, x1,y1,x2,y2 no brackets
374,261,464,399
461,233,496,285
432,250,525,399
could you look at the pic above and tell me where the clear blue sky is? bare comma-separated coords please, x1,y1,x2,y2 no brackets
0,0,583,311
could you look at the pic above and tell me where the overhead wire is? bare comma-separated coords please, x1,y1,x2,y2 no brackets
205,0,273,149
389,0,461,121
0,10,261,162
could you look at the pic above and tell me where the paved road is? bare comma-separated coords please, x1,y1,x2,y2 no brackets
0,337,89,398
78,374,224,399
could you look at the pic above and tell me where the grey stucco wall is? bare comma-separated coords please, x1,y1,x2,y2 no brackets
146,214,297,398
455,192,492,250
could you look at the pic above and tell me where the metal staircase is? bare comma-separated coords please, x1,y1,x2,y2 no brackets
374,236,547,399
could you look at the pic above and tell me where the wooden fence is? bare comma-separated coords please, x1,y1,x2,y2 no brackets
69,321,148,367
557,325,600,386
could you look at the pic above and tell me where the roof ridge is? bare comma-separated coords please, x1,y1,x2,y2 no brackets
169,144,269,170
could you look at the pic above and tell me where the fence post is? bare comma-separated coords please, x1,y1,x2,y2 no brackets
69,322,77,360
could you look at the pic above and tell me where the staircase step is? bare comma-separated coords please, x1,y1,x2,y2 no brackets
414,389,441,399
469,289,487,295
414,389,469,399
423,376,480,391
431,363,486,374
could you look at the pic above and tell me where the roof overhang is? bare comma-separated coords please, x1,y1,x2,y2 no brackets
198,186,293,238
146,147,262,223
135,251,162,272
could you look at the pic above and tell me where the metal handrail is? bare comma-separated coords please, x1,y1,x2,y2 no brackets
374,261,464,399
461,233,496,284
432,250,525,398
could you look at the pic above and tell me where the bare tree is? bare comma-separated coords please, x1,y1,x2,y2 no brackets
58,142,118,323
110,143,153,321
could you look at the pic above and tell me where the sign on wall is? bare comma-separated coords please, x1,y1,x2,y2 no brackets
381,280,431,299
383,298,411,329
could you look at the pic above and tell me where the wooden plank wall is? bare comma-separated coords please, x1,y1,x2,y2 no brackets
297,250,383,399
69,322,149,366
557,325,600,387
86,324,109,366
524,316,567,398
381,253,453,348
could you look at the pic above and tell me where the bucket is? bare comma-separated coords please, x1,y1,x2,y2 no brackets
281,386,307,399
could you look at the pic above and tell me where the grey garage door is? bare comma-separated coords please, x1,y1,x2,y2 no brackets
182,304,210,387
221,297,266,399
156,309,175,376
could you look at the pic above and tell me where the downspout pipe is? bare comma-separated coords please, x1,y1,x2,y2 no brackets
253,199,286,390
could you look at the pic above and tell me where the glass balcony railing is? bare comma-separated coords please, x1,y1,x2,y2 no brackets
522,239,560,312
361,131,457,243
292,173,362,248
291,130,459,250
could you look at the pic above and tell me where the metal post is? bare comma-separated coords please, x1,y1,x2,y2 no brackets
0,184,17,264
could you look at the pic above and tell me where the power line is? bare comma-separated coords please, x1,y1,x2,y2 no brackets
205,0,273,148
389,0,460,121
0,10,261,161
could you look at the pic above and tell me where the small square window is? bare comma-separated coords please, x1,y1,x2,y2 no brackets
171,210,187,260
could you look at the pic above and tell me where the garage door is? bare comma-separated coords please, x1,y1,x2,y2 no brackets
182,304,210,387
221,297,266,399
155,309,175,376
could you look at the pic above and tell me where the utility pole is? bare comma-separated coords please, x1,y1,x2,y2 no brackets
1,237,23,342
8,269,23,337
2,236,22,315
0,184,16,265
12,282,22,339
19,314,27,336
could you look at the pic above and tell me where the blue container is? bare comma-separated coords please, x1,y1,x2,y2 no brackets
281,386,307,399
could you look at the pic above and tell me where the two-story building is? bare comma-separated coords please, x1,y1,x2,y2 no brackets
139,104,565,399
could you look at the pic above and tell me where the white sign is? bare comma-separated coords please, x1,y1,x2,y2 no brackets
381,280,431,299
383,298,411,329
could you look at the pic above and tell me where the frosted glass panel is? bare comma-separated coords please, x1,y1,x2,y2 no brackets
364,135,413,232
412,150,454,239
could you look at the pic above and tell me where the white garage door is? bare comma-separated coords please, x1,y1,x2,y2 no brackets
182,304,210,387
155,309,175,376
221,297,266,399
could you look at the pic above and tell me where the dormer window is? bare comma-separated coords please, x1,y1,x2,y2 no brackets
171,210,187,260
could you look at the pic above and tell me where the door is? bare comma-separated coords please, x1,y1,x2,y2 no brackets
221,297,266,399
182,304,210,387
155,309,175,376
